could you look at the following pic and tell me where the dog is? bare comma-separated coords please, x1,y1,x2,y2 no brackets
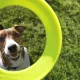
0,24,30,70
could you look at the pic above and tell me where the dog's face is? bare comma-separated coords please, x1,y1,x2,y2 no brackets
0,25,25,58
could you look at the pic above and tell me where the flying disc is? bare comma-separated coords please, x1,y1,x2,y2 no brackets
0,0,62,80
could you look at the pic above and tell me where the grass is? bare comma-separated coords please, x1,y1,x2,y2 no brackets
0,0,80,80
44,0,80,80
0,6,46,63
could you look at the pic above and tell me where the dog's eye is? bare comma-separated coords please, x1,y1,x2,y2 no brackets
13,32,20,37
0,37,5,42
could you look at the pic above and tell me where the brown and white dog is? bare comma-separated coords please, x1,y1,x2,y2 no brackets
0,25,30,70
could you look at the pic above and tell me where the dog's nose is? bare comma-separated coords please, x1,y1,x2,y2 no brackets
8,44,17,53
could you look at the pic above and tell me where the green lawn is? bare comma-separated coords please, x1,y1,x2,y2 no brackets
0,0,80,80
44,0,80,80
0,5,46,63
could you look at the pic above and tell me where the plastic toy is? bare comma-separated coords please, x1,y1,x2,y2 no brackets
0,0,62,80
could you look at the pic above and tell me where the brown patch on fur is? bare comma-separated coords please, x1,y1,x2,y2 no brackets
0,30,6,51
5,27,23,45
14,25,25,35
0,52,12,67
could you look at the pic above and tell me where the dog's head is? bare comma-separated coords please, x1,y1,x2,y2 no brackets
0,24,25,59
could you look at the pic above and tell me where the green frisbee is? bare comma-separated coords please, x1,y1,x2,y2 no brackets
0,0,62,80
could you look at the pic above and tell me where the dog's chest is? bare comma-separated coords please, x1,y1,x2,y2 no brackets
17,53,30,70
11,55,24,67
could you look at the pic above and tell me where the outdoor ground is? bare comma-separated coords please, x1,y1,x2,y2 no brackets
0,5,46,63
0,0,80,80
44,0,80,80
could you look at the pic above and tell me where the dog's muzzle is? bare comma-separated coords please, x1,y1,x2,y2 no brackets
2,45,24,61
1,45,24,70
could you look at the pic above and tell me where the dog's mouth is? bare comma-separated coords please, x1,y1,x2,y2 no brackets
10,53,18,57
9,51,20,60
2,46,24,60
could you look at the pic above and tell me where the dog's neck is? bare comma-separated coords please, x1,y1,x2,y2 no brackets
1,46,25,70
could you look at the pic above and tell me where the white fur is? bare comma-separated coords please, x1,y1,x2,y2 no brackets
0,56,5,69
0,47,30,70
4,38,20,55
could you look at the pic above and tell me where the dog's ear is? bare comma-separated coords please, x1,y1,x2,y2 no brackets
0,24,4,30
14,25,25,34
